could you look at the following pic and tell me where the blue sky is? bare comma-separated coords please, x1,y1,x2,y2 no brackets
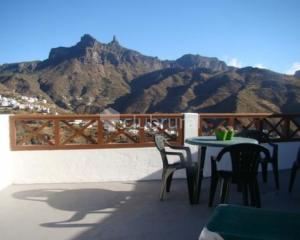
1,0,300,74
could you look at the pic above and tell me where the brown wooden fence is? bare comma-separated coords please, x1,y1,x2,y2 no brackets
199,113,300,141
10,113,300,151
10,114,184,150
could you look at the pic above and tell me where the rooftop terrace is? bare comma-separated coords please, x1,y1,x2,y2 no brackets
1,170,300,240
1,113,300,239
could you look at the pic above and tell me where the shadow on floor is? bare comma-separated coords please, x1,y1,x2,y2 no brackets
13,188,132,228
9,170,300,240
11,175,212,240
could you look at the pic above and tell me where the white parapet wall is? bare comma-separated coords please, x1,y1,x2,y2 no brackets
0,115,12,190
11,147,165,183
184,113,199,161
1,113,299,185
276,141,300,170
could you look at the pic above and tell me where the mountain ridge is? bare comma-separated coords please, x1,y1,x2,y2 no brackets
0,34,299,114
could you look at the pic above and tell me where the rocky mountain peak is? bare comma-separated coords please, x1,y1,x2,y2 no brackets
41,34,100,67
107,35,123,52
111,35,120,45
175,54,228,72
78,34,98,48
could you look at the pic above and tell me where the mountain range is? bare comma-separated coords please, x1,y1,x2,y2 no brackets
0,34,299,114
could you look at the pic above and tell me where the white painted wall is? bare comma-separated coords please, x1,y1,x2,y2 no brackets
11,147,165,183
0,114,299,184
0,115,12,190
184,113,199,162
277,142,300,170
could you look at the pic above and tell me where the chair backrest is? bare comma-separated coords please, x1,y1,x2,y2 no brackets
237,129,269,143
154,134,169,167
216,143,271,179
154,134,166,152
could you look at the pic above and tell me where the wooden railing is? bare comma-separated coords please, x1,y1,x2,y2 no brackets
10,114,184,150
199,113,300,141
10,113,300,151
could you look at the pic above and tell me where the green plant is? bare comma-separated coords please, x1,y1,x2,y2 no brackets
215,126,228,140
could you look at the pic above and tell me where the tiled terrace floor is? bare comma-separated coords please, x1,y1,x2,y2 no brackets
1,170,300,240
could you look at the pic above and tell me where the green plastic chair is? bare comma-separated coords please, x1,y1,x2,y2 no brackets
154,134,195,203
209,143,270,208
237,129,280,190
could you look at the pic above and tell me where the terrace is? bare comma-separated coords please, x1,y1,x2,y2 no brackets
1,113,300,239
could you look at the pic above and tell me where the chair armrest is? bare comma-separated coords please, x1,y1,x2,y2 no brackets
165,151,184,156
166,142,188,151
167,144,189,151
164,151,185,165
166,142,193,164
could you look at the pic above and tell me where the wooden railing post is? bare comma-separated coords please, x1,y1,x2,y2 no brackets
255,118,263,131
54,119,60,146
284,117,290,139
139,116,145,144
9,116,17,150
178,116,184,145
228,117,234,127
198,116,202,136
98,118,104,145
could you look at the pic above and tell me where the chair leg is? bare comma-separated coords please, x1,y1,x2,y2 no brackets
262,162,268,183
254,180,261,208
272,159,280,190
209,174,219,207
160,170,167,201
242,183,249,206
220,178,230,204
289,163,298,193
186,167,195,204
166,172,174,192
160,169,173,201
249,182,257,207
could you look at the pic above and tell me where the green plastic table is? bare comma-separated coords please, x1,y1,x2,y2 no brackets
185,136,258,204
203,204,300,240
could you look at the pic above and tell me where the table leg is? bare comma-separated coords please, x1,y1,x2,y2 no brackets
186,167,195,204
193,146,207,204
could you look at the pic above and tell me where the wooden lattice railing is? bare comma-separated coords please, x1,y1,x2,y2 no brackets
10,114,184,150
199,113,300,141
10,113,300,150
